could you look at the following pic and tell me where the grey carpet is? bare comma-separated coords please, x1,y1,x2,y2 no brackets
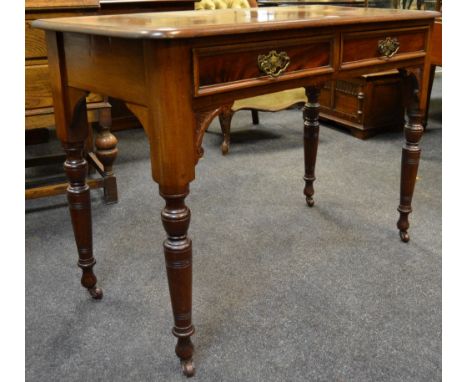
26,76,441,382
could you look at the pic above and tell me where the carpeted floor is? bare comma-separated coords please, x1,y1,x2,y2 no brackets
26,76,441,382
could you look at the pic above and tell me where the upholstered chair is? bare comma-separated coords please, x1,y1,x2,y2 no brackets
195,0,307,154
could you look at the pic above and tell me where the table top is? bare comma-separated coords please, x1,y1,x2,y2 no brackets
257,0,366,4
33,5,439,39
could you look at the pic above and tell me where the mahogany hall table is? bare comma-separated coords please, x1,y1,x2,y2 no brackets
33,6,439,377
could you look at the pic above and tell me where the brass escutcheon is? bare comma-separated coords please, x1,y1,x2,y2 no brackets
378,37,400,59
257,50,290,78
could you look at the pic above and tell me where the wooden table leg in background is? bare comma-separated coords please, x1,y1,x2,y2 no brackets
397,68,426,243
94,97,119,204
303,85,322,207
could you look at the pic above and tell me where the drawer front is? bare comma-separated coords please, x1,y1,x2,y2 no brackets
26,64,53,110
341,27,428,69
26,21,47,60
194,36,333,96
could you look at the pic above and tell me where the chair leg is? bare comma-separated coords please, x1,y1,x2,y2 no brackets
218,107,234,155
95,98,118,204
251,109,259,125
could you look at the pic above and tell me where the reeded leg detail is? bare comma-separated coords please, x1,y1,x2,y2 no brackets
160,186,195,377
64,142,102,299
397,69,425,242
218,107,234,155
303,86,321,207
95,99,118,204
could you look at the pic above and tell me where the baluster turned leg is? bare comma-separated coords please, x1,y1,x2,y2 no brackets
303,86,321,207
160,185,195,377
397,69,425,242
218,105,234,155
64,141,102,299
397,110,424,242
95,98,118,204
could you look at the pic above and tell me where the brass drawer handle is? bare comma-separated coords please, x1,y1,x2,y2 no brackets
378,37,400,59
258,50,290,78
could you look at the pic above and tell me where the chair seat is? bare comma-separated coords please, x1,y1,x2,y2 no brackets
195,0,307,154
232,88,307,112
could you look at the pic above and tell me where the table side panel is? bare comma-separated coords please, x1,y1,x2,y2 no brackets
63,33,147,105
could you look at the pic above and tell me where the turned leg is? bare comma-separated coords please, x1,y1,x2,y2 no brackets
95,98,118,204
160,185,195,377
218,106,234,155
303,86,321,207
251,109,259,125
46,31,102,299
397,69,425,242
63,140,102,299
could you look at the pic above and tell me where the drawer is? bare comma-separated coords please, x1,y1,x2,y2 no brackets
193,36,334,96
341,27,428,69
26,21,47,59
26,64,53,110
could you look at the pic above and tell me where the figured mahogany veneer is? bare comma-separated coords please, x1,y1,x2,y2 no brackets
341,26,428,69
194,36,333,95
33,5,439,377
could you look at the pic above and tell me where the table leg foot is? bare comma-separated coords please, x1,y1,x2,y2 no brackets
304,189,315,207
399,230,410,243
88,286,103,299
397,206,411,243
177,337,195,377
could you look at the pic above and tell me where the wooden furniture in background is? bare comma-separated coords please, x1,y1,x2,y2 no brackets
26,0,118,203
33,5,438,376
195,0,308,155
25,0,197,203
319,71,405,138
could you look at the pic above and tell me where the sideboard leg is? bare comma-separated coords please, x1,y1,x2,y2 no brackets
63,139,102,299
160,185,195,377
397,69,425,243
303,86,321,207
95,98,119,204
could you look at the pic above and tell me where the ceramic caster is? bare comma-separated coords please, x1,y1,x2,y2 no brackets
399,230,410,243
181,359,195,377
88,286,103,300
306,196,315,207
221,141,229,155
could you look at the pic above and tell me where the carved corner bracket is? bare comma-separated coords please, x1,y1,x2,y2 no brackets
194,105,230,163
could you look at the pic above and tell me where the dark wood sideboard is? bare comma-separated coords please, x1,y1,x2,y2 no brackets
26,0,196,132
256,0,404,139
